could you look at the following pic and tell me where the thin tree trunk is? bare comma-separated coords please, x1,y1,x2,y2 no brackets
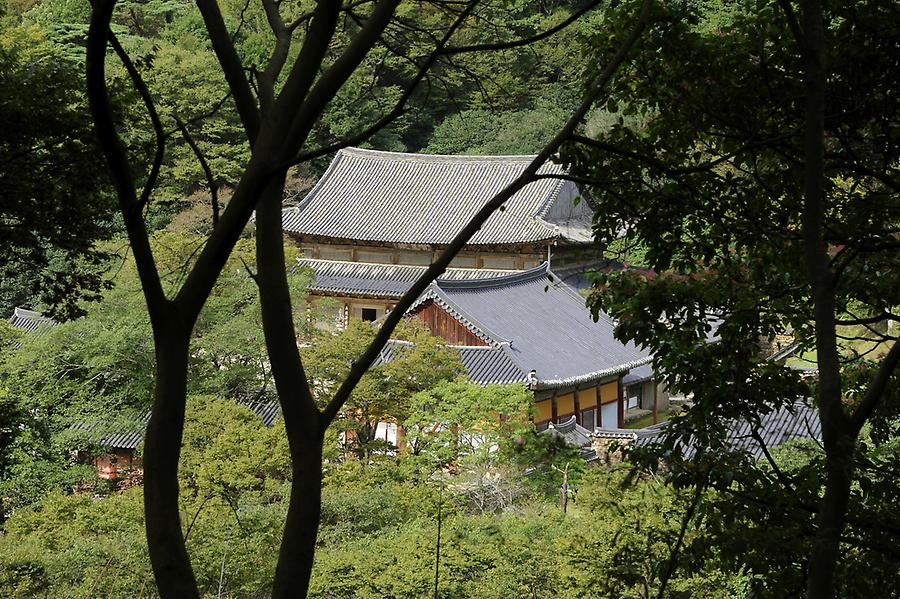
143,316,199,598
254,173,325,597
272,431,324,598
798,0,853,596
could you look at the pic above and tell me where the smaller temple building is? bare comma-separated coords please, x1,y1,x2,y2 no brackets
398,263,653,429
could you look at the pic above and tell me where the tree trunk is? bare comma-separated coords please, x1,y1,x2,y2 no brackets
797,0,854,596
272,429,324,598
254,172,326,597
143,315,199,598
807,433,854,598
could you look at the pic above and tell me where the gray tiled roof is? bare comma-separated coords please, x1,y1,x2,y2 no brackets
456,345,527,385
299,258,517,299
242,399,282,427
545,415,593,447
70,400,281,450
623,363,654,385
410,264,650,388
70,412,149,450
283,148,592,246
8,307,57,338
375,340,527,386
631,402,822,460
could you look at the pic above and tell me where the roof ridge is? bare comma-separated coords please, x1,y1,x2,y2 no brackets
293,150,347,212
298,256,521,277
13,307,43,319
435,262,550,290
340,146,541,162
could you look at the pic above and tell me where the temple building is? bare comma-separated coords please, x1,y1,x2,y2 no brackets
281,148,668,430
282,147,600,324
403,263,653,429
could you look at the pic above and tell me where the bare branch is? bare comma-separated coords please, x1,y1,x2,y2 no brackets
287,0,375,32
442,0,603,54
86,0,166,314
196,0,261,141
287,0,482,165
849,340,900,434
163,91,232,140
174,116,220,226
279,0,405,158
106,31,164,212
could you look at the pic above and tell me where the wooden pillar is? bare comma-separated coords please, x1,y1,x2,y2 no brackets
574,388,581,426
551,391,558,423
617,376,625,428
597,384,603,428
652,379,659,425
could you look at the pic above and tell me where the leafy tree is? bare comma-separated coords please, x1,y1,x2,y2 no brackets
561,0,900,595
0,232,311,515
305,320,463,457
0,24,116,319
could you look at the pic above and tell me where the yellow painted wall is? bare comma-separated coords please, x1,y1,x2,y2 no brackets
600,381,619,404
535,399,553,422
579,386,597,408
557,393,575,415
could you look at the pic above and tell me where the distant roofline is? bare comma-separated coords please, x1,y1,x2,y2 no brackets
339,146,544,163
297,257,522,279
285,148,577,246
13,307,46,320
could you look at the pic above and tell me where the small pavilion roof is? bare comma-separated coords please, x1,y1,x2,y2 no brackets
70,400,281,450
283,148,592,246
8,307,57,337
409,264,650,388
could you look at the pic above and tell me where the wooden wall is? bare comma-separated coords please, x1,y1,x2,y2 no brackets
533,376,625,429
293,239,544,270
413,301,488,346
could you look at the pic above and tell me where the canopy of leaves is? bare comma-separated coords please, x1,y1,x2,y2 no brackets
0,24,117,319
560,0,900,594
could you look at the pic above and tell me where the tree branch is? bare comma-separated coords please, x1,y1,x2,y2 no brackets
86,0,166,315
279,0,404,159
287,0,481,165
320,0,656,426
106,30,164,212
196,0,261,141
442,0,603,55
174,116,220,226
849,340,900,434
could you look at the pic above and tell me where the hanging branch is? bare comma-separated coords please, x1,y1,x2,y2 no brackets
174,116,220,226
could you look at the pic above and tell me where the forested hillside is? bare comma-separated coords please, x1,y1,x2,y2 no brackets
2,0,899,596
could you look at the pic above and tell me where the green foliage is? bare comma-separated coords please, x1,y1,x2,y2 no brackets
0,24,116,319
405,380,533,464
0,232,311,512
2,431,771,599
180,395,291,504
562,0,900,593
306,319,464,456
